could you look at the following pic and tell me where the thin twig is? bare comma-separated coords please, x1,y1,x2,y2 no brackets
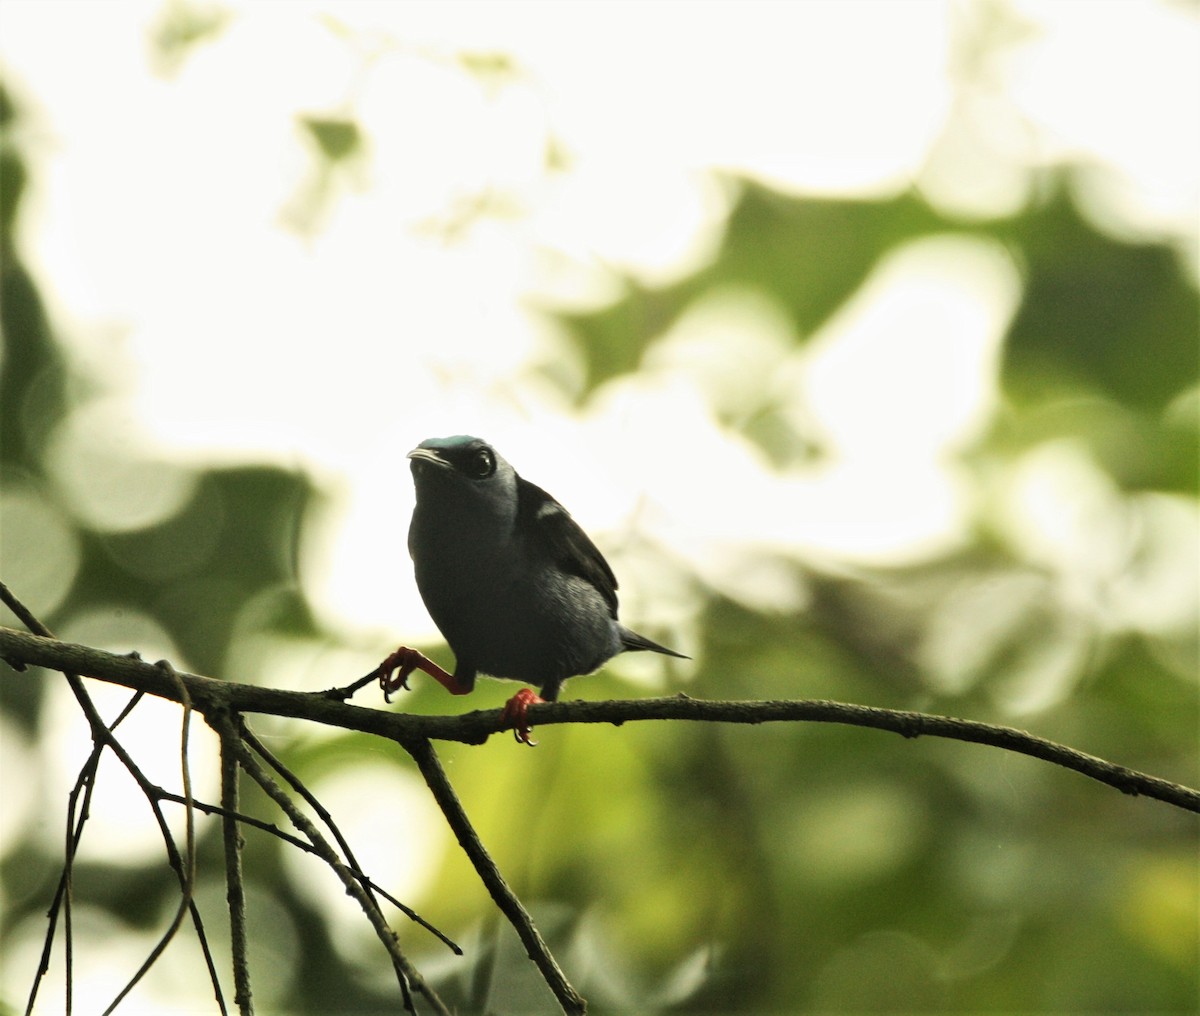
150,788,461,952
26,712,106,1016
2,625,1196,814
229,733,450,1015
214,711,254,1016
60,736,89,1016
57,694,145,1016
324,668,381,701
241,729,412,1003
2,587,228,1016
2,575,450,1014
100,662,198,1016
405,737,588,1016
242,728,460,954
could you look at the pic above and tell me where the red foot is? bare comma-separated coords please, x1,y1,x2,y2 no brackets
500,688,545,746
375,647,470,701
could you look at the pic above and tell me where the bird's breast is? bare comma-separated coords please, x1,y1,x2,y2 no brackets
408,506,620,683
409,503,517,614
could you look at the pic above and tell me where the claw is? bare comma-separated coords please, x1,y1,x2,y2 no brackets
376,647,419,700
375,647,467,701
500,688,545,746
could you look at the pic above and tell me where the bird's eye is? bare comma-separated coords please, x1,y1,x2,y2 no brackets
467,447,495,479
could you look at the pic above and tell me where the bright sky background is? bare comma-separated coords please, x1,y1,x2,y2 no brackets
2,2,1197,1008
4,0,1194,642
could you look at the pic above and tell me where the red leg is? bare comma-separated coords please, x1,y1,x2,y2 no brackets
500,687,544,746
375,646,471,701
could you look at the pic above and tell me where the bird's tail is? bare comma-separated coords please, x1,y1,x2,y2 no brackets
620,627,689,659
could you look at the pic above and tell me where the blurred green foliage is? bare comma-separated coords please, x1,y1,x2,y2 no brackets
1,50,1197,1015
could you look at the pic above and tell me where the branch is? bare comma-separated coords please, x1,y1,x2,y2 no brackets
2,625,1197,813
240,725,458,997
239,727,461,954
27,694,147,1014
99,662,200,1016
214,711,253,1016
7,629,226,1016
226,728,449,1015
1,589,452,1013
406,738,587,1015
149,787,460,952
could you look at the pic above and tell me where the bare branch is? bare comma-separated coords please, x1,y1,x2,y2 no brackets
150,787,461,952
2,596,228,1016
1,577,451,1014
5,575,1197,1016
406,737,588,1016
2,625,1196,813
100,662,199,1016
228,728,451,1015
213,711,253,1016
241,727,461,955
25,713,103,1016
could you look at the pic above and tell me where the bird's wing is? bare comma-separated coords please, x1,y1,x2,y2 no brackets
515,475,620,614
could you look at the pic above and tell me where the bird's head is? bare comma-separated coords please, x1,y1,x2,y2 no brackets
407,435,519,522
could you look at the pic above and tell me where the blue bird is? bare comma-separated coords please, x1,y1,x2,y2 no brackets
375,435,687,742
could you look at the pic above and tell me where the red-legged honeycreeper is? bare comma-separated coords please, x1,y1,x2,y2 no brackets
375,435,687,743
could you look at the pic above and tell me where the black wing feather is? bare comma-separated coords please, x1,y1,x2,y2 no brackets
515,475,619,615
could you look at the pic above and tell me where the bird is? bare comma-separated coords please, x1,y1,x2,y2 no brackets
373,435,687,743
